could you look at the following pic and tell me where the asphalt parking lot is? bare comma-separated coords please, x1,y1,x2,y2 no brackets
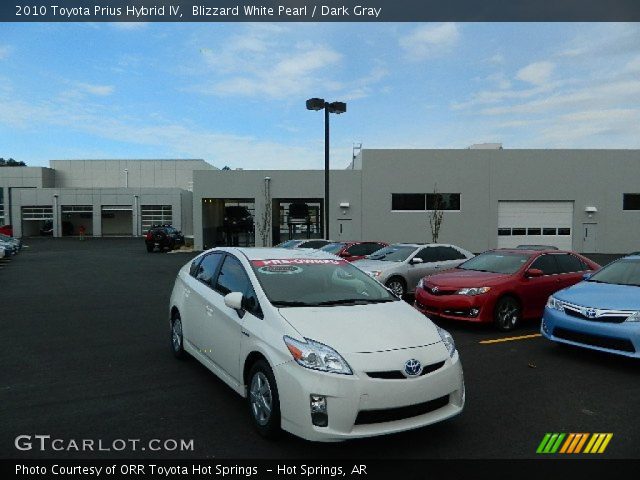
1,239,638,459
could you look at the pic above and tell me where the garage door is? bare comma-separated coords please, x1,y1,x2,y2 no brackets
498,201,573,250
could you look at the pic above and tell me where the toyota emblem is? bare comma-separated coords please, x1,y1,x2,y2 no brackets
404,359,422,376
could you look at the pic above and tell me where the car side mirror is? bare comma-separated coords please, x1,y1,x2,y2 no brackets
410,257,423,265
224,292,244,312
526,268,544,278
583,272,593,280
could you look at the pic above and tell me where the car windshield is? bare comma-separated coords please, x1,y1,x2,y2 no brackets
458,252,531,274
366,245,415,262
587,259,640,287
276,240,301,249
251,259,398,307
321,243,347,254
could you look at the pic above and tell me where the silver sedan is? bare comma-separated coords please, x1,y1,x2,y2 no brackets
352,243,474,297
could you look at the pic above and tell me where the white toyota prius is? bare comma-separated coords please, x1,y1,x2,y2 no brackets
169,247,465,441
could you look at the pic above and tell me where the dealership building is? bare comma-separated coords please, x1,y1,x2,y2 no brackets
1,148,639,254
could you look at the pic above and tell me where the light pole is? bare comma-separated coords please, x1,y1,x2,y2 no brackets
306,98,346,239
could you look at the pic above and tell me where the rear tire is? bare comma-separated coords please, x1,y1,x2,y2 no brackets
247,360,281,439
494,296,521,332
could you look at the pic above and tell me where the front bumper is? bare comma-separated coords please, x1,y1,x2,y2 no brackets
542,307,640,358
273,343,464,442
414,287,493,323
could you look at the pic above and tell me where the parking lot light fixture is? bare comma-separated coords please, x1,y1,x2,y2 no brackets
306,98,347,239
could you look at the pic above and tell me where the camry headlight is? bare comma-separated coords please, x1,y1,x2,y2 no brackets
456,287,491,296
283,336,353,375
546,296,565,312
626,311,640,322
367,270,382,278
436,326,456,358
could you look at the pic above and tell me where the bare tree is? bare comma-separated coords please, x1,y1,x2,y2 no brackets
429,186,444,243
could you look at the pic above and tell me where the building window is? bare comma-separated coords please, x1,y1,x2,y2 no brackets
511,228,526,236
498,228,511,236
558,228,571,236
427,193,461,211
543,228,557,235
391,194,426,211
623,194,640,210
527,228,542,235
391,193,460,211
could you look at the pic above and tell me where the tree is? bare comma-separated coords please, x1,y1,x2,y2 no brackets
428,185,444,243
0,158,27,167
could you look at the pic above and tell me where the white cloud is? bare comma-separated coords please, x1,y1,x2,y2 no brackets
398,23,459,60
0,45,12,60
76,83,115,96
516,61,555,86
487,53,505,65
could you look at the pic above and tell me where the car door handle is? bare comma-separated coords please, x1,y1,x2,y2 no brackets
205,305,214,316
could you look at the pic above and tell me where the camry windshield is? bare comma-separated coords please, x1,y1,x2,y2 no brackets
251,259,398,307
366,245,415,262
458,252,531,274
588,259,640,287
321,243,347,254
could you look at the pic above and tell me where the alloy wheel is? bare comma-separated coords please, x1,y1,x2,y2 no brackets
249,372,273,426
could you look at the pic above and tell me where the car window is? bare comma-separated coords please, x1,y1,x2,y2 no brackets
434,246,467,261
194,252,224,286
321,243,347,254
554,254,585,274
346,243,372,256
415,247,439,263
215,255,262,317
367,245,415,262
459,252,531,274
588,258,640,286
529,254,560,275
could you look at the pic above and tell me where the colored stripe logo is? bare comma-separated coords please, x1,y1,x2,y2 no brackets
537,433,613,454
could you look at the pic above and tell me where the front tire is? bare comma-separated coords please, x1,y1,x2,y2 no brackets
385,276,406,297
247,360,281,439
494,296,521,331
170,314,186,359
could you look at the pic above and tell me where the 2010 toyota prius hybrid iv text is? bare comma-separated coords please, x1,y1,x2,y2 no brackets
169,248,465,442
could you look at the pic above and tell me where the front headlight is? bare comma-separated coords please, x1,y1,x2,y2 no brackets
456,287,491,296
368,270,382,278
626,311,640,322
546,296,565,312
436,326,456,358
283,336,353,375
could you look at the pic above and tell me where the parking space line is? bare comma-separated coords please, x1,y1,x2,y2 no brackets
479,333,542,344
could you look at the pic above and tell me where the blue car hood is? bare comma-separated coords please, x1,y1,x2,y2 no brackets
555,281,640,310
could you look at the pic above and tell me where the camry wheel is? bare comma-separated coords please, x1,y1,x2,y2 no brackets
170,315,186,359
494,296,521,331
247,360,281,438
385,277,406,297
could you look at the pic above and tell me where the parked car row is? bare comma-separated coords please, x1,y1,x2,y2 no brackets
0,231,22,257
168,238,638,444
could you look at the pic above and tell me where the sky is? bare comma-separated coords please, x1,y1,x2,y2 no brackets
0,22,639,169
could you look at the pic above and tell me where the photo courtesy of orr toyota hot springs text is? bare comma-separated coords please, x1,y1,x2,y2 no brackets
1,1,640,479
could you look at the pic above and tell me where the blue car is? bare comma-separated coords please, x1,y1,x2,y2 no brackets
542,255,640,358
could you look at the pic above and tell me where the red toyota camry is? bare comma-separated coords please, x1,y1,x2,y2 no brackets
414,249,600,331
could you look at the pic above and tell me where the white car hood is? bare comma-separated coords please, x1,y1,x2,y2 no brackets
277,301,441,353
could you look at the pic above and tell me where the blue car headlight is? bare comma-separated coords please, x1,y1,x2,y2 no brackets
546,296,565,312
626,311,640,322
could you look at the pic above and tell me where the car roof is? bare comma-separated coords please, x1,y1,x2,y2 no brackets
214,247,340,261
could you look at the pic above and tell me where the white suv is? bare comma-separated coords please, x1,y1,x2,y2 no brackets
169,247,465,441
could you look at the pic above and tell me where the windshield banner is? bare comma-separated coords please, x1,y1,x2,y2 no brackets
251,259,347,267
